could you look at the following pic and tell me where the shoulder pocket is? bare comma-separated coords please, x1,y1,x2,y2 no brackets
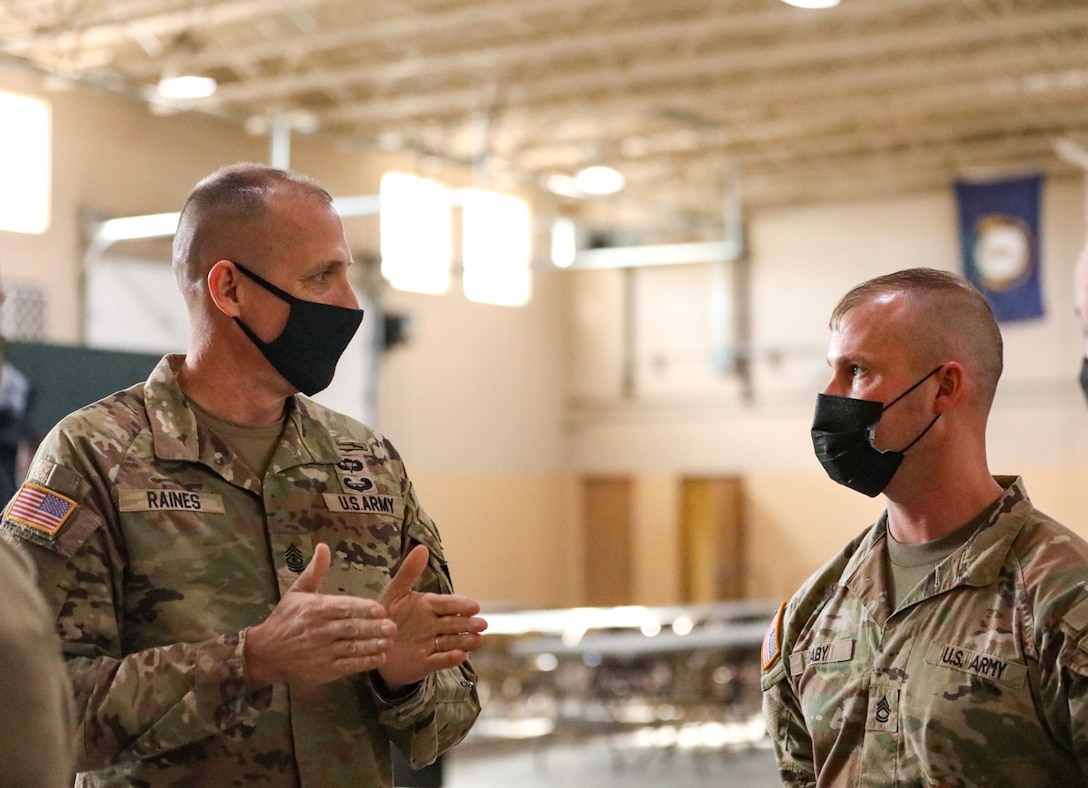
1061,595,1088,657
3,464,101,558
760,601,788,691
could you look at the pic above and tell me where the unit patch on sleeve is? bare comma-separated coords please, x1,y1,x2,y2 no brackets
762,601,786,671
6,482,77,537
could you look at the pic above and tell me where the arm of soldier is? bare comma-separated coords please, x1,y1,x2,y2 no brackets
762,675,818,787
0,538,74,787
1,430,272,772
1038,595,1088,774
368,476,485,768
11,508,269,772
761,604,818,788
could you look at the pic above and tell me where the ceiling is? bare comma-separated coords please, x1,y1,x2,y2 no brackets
2,0,1088,238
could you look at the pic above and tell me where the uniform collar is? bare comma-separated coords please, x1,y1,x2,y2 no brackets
841,476,1031,625
143,354,342,486
940,475,1032,589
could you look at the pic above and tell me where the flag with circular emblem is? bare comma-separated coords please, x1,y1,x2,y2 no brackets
955,173,1044,323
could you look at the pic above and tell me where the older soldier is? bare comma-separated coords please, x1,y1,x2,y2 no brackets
0,163,486,786
761,268,1088,786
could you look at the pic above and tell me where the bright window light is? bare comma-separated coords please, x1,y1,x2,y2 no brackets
0,91,50,234
780,0,839,7
463,191,532,307
380,172,451,295
96,212,180,243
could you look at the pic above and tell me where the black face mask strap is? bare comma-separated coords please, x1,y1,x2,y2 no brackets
882,364,944,412
232,261,296,303
898,412,941,454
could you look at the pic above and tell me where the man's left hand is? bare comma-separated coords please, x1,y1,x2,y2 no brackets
376,544,487,690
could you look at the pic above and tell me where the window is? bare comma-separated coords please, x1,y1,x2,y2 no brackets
463,190,531,306
0,91,50,234
379,172,451,295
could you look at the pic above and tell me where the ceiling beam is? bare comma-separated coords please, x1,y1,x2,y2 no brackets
228,4,1085,119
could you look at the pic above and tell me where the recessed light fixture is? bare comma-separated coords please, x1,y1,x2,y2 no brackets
574,165,625,195
541,173,585,199
780,0,840,7
156,75,218,99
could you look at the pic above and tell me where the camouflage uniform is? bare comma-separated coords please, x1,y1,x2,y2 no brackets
0,536,74,787
761,476,1088,787
0,355,480,787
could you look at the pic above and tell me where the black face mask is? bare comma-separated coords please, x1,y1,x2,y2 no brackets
232,263,364,396
811,366,943,498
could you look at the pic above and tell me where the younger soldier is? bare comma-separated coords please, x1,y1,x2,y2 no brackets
762,269,1088,785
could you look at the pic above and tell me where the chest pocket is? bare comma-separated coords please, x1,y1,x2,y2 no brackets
269,532,393,600
790,639,855,676
924,641,1028,688
789,638,860,719
322,490,403,519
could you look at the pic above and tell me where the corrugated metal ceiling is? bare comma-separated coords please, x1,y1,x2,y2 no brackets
2,0,1087,230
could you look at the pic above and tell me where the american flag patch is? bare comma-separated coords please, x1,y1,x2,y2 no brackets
7,483,77,536
762,601,786,671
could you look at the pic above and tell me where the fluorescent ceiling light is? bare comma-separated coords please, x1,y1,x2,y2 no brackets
574,165,625,195
780,0,840,7
541,173,586,199
156,75,218,99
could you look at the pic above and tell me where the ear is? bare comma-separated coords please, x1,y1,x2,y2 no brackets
933,362,965,414
207,260,242,318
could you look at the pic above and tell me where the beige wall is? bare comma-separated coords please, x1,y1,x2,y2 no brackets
566,176,1088,604
406,470,581,610
3,64,1088,612
376,272,578,608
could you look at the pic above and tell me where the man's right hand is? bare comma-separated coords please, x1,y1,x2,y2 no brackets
244,543,396,688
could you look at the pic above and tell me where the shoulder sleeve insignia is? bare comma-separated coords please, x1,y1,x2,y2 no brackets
5,482,77,538
761,601,787,671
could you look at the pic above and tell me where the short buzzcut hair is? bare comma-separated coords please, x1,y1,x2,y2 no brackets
831,268,1004,411
171,163,333,292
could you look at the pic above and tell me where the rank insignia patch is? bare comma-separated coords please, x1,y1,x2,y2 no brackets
285,543,306,573
762,601,786,671
7,483,77,537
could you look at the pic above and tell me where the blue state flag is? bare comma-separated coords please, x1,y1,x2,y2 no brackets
955,174,1044,323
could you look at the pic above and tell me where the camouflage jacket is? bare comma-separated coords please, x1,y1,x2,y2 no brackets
761,476,1088,787
0,536,74,787
0,354,480,787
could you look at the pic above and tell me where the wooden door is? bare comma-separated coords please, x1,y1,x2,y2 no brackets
680,476,745,601
582,476,633,606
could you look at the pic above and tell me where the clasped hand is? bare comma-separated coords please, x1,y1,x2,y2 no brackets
244,543,486,690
